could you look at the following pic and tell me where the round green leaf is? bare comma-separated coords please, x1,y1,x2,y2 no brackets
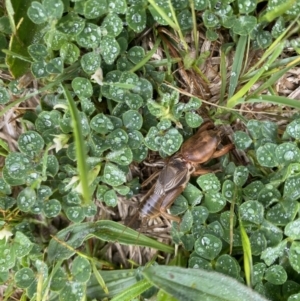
103,189,118,207
257,30,272,49
114,185,130,196
284,218,300,240
203,10,219,28
71,257,91,283
60,281,85,301
128,130,143,149
100,36,120,65
66,191,82,206
275,142,300,165
194,234,222,260
250,231,267,256
43,0,63,19
5,152,31,179
81,52,101,74
170,195,189,216
128,46,145,64
289,241,300,273
161,128,183,156
47,154,59,177
84,202,97,217
132,144,148,163
286,119,300,139
57,14,85,36
126,5,146,33
233,166,249,187
185,112,203,128
65,206,85,223
76,23,101,48
247,120,262,139
0,243,15,273
27,2,47,24
266,200,298,226
107,128,128,149
178,9,193,31
103,162,126,186
28,44,48,61
264,265,287,285
194,0,208,10
117,57,134,71
72,77,93,100
13,231,33,257
0,87,10,104
203,191,227,213
189,256,212,270
46,57,63,74
284,175,300,202
238,0,256,14
220,211,237,229
239,201,264,225
232,16,257,36
84,0,107,19
60,42,80,65
0,178,11,195
206,29,218,41
43,199,61,218
108,0,126,13
222,180,236,202
257,185,281,207
51,268,67,291
256,143,278,167
125,93,144,110
244,181,264,200
101,13,123,37
17,187,36,212
157,119,172,131
233,131,252,150
15,268,35,289
271,17,285,38
180,210,193,232
215,254,240,278
31,61,48,78
197,173,220,192
106,146,133,165
253,263,266,286
37,185,52,200
18,131,44,157
90,113,114,134
134,78,153,101
122,110,143,130
182,183,202,206
44,29,68,50
2,166,26,186
35,110,61,132
288,293,300,301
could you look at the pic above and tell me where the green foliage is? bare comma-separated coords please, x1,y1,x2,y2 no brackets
1,0,300,300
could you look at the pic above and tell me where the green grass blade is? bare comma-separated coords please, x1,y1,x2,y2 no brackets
259,0,296,23
245,95,300,109
94,220,174,253
62,84,91,205
228,35,248,99
143,266,268,301
240,219,253,287
111,279,152,301
227,42,285,108
220,43,234,104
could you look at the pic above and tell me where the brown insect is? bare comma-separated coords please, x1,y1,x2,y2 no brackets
139,121,234,225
